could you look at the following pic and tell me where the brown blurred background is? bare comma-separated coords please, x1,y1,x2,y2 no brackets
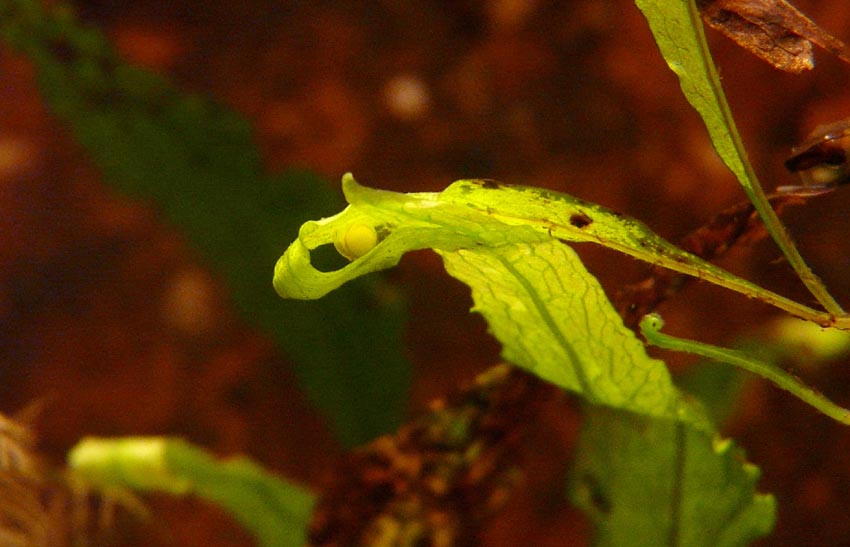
3,0,850,545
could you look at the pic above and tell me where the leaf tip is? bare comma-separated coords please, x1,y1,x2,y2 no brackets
341,172,359,198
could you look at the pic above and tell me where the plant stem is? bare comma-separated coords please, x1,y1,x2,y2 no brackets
640,314,850,425
748,180,844,316
686,0,845,317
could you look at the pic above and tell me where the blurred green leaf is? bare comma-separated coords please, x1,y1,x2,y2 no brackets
0,0,410,447
570,406,775,547
69,437,315,547
675,360,747,428
768,317,850,362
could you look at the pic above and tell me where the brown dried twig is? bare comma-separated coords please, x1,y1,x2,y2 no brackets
307,365,549,547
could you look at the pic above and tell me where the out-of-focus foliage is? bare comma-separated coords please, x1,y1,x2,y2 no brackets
570,406,775,547
0,0,410,447
69,437,314,547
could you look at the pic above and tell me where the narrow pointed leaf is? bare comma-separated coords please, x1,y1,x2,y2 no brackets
276,175,822,323
634,0,844,317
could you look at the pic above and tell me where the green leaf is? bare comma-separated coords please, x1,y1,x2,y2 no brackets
674,360,748,428
276,175,823,322
438,243,688,419
570,406,776,547
769,316,850,362
68,437,315,547
633,0,747,186
276,175,720,424
633,0,844,317
0,0,410,446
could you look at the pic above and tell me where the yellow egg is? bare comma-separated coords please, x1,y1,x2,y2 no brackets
334,223,378,260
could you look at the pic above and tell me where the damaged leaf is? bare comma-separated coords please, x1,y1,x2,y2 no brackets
697,0,850,72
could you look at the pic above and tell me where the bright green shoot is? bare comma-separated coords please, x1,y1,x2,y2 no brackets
640,314,850,425
634,0,845,318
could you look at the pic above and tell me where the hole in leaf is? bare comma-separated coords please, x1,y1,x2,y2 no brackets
310,244,350,273
569,212,593,229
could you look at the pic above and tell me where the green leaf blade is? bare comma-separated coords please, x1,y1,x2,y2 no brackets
439,242,687,421
278,175,819,322
633,0,748,189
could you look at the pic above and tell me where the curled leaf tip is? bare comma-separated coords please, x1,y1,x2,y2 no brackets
639,313,665,335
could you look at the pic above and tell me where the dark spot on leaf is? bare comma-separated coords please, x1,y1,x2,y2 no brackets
580,473,611,514
479,179,500,189
569,212,593,229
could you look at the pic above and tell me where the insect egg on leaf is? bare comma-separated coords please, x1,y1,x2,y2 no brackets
334,222,379,260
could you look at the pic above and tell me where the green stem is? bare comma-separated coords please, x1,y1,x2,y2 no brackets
640,314,850,425
685,0,845,317
743,173,844,317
